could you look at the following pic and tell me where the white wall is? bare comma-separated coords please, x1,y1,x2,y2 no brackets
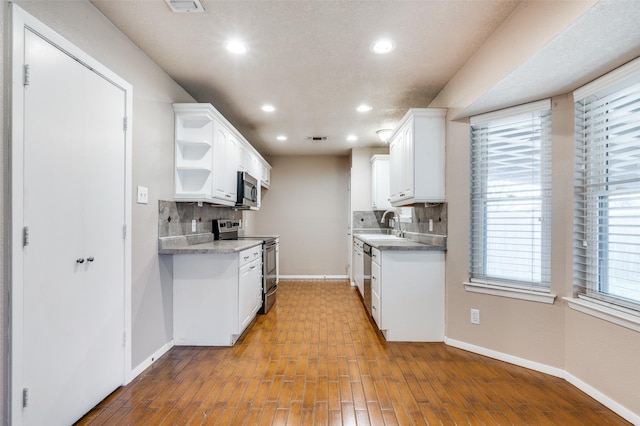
254,156,350,277
6,1,195,374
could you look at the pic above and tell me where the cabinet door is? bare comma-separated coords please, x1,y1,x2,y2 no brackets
371,156,391,210
239,263,255,331
402,123,414,198
212,122,237,205
225,136,239,200
213,122,228,201
389,133,403,201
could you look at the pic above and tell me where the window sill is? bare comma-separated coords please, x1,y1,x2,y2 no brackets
564,297,640,333
464,281,556,304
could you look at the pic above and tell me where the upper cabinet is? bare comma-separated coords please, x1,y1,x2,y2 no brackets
371,155,392,210
173,103,271,206
388,108,446,206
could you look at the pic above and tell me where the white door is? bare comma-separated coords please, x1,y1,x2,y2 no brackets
22,29,125,426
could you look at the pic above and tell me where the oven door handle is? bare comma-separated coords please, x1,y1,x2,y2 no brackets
265,284,278,297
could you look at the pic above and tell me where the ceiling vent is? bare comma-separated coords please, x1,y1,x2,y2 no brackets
307,136,328,142
165,0,205,13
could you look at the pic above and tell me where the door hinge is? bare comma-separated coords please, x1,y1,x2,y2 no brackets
23,226,29,247
23,64,30,86
123,116,128,131
123,224,127,239
23,387,29,408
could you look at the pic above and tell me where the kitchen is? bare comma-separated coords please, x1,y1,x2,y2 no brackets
2,1,640,425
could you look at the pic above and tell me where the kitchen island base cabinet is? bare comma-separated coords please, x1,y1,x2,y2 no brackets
173,247,262,346
372,249,444,342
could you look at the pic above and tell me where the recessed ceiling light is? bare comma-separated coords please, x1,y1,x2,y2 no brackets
357,104,372,112
261,104,275,112
225,39,247,54
276,135,287,141
370,38,396,54
346,135,358,142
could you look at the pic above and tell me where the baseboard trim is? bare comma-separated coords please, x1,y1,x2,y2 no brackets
279,275,349,281
128,339,174,383
444,337,639,425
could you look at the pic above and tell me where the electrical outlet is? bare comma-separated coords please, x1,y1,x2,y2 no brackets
136,186,149,204
429,218,434,232
191,219,197,232
471,308,480,325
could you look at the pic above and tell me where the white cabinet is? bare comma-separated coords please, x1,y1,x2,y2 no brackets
261,162,271,188
388,108,446,206
239,249,263,331
174,107,215,201
173,245,263,346
370,248,445,342
352,238,364,296
371,155,392,210
173,103,271,206
211,120,239,204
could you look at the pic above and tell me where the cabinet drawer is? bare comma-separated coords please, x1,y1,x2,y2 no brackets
371,247,381,264
239,245,262,267
371,261,381,295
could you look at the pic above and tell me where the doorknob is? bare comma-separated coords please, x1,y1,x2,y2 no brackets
76,258,85,264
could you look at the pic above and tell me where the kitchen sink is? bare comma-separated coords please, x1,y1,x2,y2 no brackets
357,234,403,240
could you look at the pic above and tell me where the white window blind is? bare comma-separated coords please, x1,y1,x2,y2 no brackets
574,58,640,311
470,100,552,289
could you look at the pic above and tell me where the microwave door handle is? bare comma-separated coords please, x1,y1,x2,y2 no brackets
251,186,258,201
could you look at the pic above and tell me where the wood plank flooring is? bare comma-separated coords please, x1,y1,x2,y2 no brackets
76,280,630,425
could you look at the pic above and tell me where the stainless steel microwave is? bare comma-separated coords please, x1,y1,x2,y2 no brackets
236,171,259,209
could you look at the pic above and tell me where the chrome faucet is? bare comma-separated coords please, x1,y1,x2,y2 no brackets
380,209,396,223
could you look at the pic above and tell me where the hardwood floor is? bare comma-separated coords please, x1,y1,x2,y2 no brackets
76,280,630,425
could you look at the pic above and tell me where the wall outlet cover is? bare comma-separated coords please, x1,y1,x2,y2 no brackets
471,308,480,325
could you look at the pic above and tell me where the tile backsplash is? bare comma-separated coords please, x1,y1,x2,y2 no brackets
354,203,448,236
158,200,241,238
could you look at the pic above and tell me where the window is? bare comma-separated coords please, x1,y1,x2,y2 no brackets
574,58,640,311
470,100,552,291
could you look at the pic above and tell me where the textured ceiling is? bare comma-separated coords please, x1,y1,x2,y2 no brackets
91,0,520,156
90,1,640,158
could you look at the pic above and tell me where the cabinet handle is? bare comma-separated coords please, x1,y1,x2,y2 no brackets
87,257,95,262
244,256,250,260
76,258,85,264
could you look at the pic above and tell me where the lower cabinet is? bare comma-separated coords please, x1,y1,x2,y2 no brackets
371,247,445,342
352,238,364,296
173,246,262,346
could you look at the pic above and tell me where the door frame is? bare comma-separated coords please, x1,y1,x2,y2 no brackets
10,5,133,425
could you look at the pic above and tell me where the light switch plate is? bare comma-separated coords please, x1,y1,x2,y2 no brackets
137,186,149,204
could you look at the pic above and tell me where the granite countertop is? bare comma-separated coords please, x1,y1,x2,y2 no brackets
158,234,262,254
354,232,447,251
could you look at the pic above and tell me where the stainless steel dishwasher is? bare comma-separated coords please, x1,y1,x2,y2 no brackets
363,243,372,316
